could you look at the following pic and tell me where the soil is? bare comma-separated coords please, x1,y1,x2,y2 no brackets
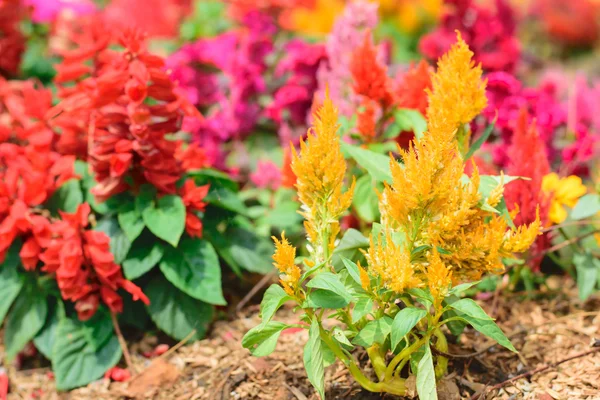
3,276,600,400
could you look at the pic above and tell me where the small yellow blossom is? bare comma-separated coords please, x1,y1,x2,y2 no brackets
272,233,301,296
291,88,354,261
542,173,587,223
426,31,487,144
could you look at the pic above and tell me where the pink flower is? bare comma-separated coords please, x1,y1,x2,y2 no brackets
25,0,95,23
250,161,282,190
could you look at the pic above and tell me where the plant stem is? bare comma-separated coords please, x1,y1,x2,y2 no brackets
384,335,429,381
367,345,387,381
432,328,448,379
111,311,134,372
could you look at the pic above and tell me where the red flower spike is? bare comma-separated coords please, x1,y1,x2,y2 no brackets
350,32,395,109
395,60,433,116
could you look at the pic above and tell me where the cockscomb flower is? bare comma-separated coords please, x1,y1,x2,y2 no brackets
395,60,433,116
272,233,301,296
504,110,552,270
281,0,345,35
356,99,377,141
426,31,487,147
426,249,452,305
542,173,587,224
291,89,354,261
379,34,539,283
350,32,394,109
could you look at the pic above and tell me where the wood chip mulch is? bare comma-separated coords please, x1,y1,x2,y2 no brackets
3,278,599,400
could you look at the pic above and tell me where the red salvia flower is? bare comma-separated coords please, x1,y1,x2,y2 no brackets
0,0,26,76
504,109,552,271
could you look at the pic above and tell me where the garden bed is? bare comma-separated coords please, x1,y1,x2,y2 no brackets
4,277,599,400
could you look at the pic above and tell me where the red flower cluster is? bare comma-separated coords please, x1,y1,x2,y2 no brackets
0,0,26,76
38,203,149,321
48,23,209,237
504,110,552,271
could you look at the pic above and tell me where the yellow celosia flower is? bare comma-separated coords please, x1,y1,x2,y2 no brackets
378,32,539,285
426,249,452,304
542,173,587,224
365,233,422,293
272,233,301,296
377,0,442,33
291,89,354,262
286,0,345,36
426,31,487,145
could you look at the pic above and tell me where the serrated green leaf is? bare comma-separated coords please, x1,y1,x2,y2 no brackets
122,240,165,280
52,316,121,390
146,277,213,341
0,241,24,325
242,321,289,357
142,195,186,247
159,238,226,305
5,286,47,361
391,308,427,350
118,202,145,242
95,217,132,264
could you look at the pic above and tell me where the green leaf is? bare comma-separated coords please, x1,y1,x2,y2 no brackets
407,288,434,309
159,238,226,305
465,121,495,160
146,277,213,341
118,202,145,242
222,226,274,274
352,175,380,223
341,258,362,286
332,327,353,348
52,316,121,390
571,194,600,221
0,241,24,325
392,109,427,139
332,229,370,270
352,295,373,323
242,321,289,357
448,282,480,296
416,345,438,400
141,194,186,247
353,316,393,347
304,319,325,400
33,305,60,361
95,217,132,264
307,273,352,299
449,299,494,320
306,290,350,309
449,300,516,352
260,285,292,324
4,286,47,361
205,187,247,215
49,179,83,213
573,252,600,301
391,308,427,350
122,240,165,280
341,141,393,183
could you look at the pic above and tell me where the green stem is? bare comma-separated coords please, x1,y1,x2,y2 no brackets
432,328,448,379
384,335,430,381
367,345,387,381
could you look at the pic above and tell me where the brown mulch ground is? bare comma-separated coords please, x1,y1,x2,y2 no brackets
3,277,600,400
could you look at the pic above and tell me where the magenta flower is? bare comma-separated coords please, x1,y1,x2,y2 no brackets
25,0,95,23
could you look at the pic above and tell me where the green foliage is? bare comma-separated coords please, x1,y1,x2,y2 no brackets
304,319,326,400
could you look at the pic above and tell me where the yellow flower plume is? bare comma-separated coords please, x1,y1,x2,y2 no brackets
426,31,487,144
291,88,354,262
272,233,301,296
